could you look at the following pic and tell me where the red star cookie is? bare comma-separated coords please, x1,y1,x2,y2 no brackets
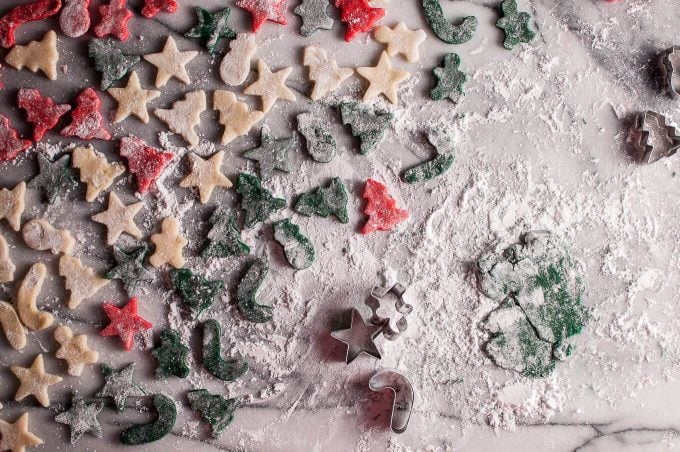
94,0,132,41
61,88,111,140
335,0,384,42
0,0,62,48
361,179,409,234
141,0,177,18
119,136,173,194
0,115,31,163
236,0,287,32
100,297,153,351
18,88,71,141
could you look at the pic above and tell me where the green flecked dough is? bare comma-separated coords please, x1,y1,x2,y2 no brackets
403,154,454,183
170,268,224,317
430,53,467,103
496,0,536,50
294,177,349,223
29,153,75,203
236,173,286,229
297,112,337,163
151,329,190,379
88,39,140,90
104,244,154,296
340,102,393,155
236,258,273,323
184,7,236,54
120,394,177,445
202,207,250,258
202,319,249,381
272,219,315,270
421,0,477,44
187,389,239,438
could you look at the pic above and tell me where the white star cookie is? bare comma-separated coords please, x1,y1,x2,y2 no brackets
0,413,43,452
107,71,160,123
54,325,99,376
59,255,110,310
143,36,198,87
213,91,264,145
356,51,411,104
72,146,126,202
180,151,232,204
0,181,26,232
91,193,143,245
5,30,59,80
374,22,427,63
303,46,353,100
220,33,257,86
0,301,26,350
11,354,63,407
22,219,74,255
16,263,53,331
244,59,296,112
155,90,206,148
149,217,187,268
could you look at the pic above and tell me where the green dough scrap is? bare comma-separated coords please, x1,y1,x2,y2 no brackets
184,7,236,55
170,268,224,317
340,102,393,155
477,231,590,378
29,152,75,203
297,112,337,163
151,328,191,379
421,0,477,44
202,319,249,381
187,389,239,438
236,257,273,323
120,394,177,445
294,177,349,223
495,0,536,50
236,173,286,229
272,219,315,270
88,39,140,90
403,154,454,183
201,207,250,258
430,53,467,103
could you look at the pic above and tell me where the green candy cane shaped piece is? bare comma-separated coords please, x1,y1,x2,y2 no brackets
120,394,177,445
236,257,273,323
202,319,249,381
403,154,454,184
272,219,315,270
421,0,477,45
496,0,536,50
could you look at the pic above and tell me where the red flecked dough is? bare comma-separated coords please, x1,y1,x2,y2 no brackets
0,0,62,48
335,0,384,42
60,0,91,37
18,88,71,141
94,0,132,41
141,0,177,18
361,178,409,234
119,136,173,193
61,88,111,140
100,297,153,351
0,115,31,163
235,0,287,32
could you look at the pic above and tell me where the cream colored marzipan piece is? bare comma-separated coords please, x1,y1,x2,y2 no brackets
303,46,353,101
0,413,43,452
107,71,161,123
180,151,232,204
91,193,143,245
213,90,264,145
59,255,110,310
374,22,427,63
0,301,26,350
54,325,99,376
143,36,198,87
22,219,74,255
0,233,15,282
154,90,206,148
5,30,59,80
149,217,187,269
356,51,411,105
16,263,53,331
219,33,257,86
0,181,26,232
72,146,126,202
10,354,62,407
244,59,296,113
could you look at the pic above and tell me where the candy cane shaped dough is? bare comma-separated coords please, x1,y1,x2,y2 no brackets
16,263,53,331
0,300,26,349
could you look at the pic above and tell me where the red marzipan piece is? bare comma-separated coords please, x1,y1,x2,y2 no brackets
94,0,132,41
60,0,91,38
18,88,71,141
100,297,153,351
235,0,287,32
61,88,111,140
0,0,62,48
334,0,384,42
361,178,409,234
0,115,31,162
119,136,173,194
141,0,178,18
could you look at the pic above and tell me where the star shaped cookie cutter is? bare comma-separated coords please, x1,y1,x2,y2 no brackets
630,111,680,163
659,46,680,98
365,282,413,341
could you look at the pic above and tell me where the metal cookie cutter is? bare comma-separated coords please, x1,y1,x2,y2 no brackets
365,283,413,341
631,111,680,163
368,370,414,434
659,46,680,98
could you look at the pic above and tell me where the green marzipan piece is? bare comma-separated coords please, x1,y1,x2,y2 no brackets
170,268,224,316
88,39,140,90
184,7,236,55
54,392,104,445
421,0,477,44
297,112,337,163
201,207,250,258
293,0,333,37
403,154,454,183
294,177,349,224
272,219,315,270
236,258,273,323
95,363,145,413
496,0,536,50
242,126,295,182
104,244,154,296
430,53,467,102
202,319,249,381
236,173,286,229
28,153,75,203
340,102,393,155
120,394,177,445
151,328,191,379
187,389,239,438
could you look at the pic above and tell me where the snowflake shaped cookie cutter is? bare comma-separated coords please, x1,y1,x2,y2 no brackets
365,282,413,341
659,46,680,98
630,110,680,163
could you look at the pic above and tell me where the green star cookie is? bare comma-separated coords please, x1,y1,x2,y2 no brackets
340,102,393,155
55,392,104,444
185,7,236,55
272,219,315,270
201,207,250,258
95,363,146,412
294,177,349,223
28,152,75,203
202,319,249,381
236,257,273,323
151,328,190,379
88,39,140,90
243,126,295,182
236,173,286,229
104,244,155,296
430,53,467,103
170,268,224,317
120,394,177,445
187,389,239,438
496,0,536,50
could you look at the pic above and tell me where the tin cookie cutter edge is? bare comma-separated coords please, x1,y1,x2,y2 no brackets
631,110,680,163
365,282,413,341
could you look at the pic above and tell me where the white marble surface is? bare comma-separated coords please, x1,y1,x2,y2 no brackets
1,0,680,451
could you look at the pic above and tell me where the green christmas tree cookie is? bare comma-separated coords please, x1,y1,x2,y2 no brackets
88,39,140,90
236,173,286,229
202,319,249,381
272,219,315,270
496,0,536,50
236,257,273,323
185,7,236,54
187,389,239,438
170,268,224,317
294,177,349,223
340,102,393,155
29,152,75,203
120,394,177,445
430,53,467,103
151,328,190,379
201,207,250,258
421,0,477,44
